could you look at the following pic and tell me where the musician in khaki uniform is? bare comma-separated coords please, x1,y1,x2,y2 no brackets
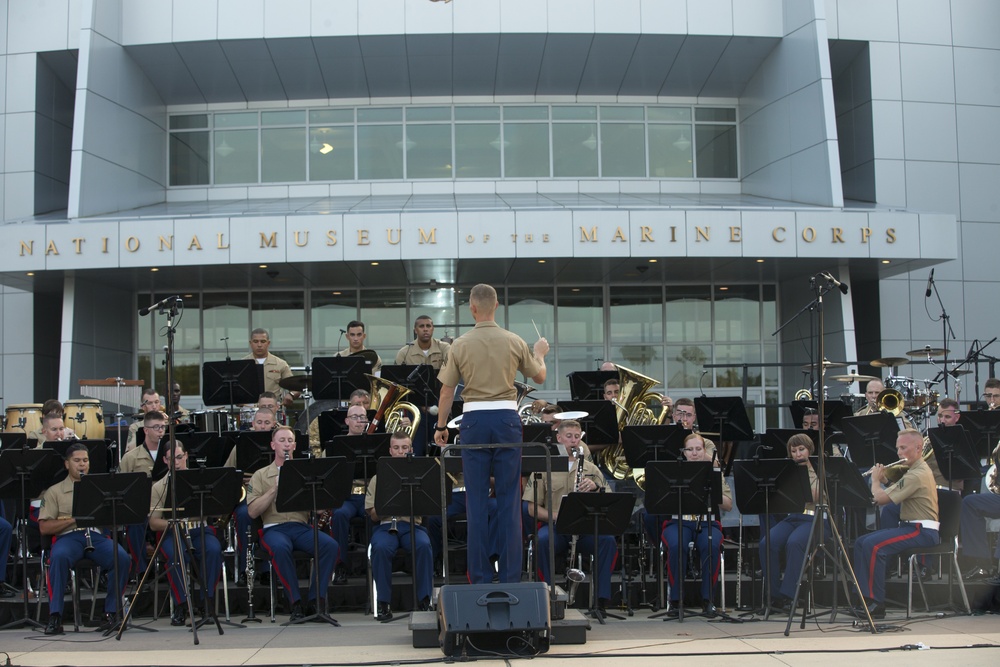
523,420,616,607
395,315,449,456
336,320,382,375
26,400,78,443
855,379,884,416
244,328,296,407
329,404,370,583
247,426,338,621
960,437,1000,581
853,428,939,619
39,443,131,635
126,388,162,452
120,410,167,576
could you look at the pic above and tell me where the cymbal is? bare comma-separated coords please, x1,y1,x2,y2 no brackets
871,356,909,368
800,360,845,371
554,410,589,420
906,346,949,357
278,375,312,392
829,373,877,384
948,368,972,377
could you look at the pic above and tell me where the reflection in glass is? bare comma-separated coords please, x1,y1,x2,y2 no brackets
251,292,305,350
609,286,663,344
715,344,762,387
360,289,408,355
649,125,693,178
696,124,737,178
311,292,356,350
214,129,258,184
407,124,452,179
600,123,645,177
665,344,710,389
611,345,664,384
455,124,501,178
358,125,403,180
169,132,209,186
553,123,598,177
310,127,355,181
203,293,248,348
556,346,605,392
262,127,306,183
557,287,603,344
504,123,549,178
665,287,711,342
506,288,554,363
715,286,760,341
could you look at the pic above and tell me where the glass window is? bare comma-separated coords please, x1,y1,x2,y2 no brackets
601,106,643,121
504,106,548,121
360,289,408,358
407,289,459,340
169,132,209,186
214,129,258,184
455,123,501,179
309,127,355,181
665,287,711,341
696,124,737,178
609,286,663,344
251,291,305,352
715,344,762,387
552,123,598,177
203,293,248,348
358,107,402,123
262,110,304,126
261,127,306,183
357,124,403,180
612,344,664,383
665,344,710,389
557,287,603,345
553,106,596,121
503,123,549,178
506,287,554,359
170,114,208,130
555,345,603,392
600,122,646,177
649,107,691,122
696,108,736,122
310,109,353,124
762,285,777,340
406,124,452,179
310,292,357,351
649,125,693,178
455,106,500,121
714,286,760,341
407,107,451,121
215,112,257,128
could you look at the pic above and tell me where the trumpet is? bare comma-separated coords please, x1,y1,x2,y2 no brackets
862,458,907,478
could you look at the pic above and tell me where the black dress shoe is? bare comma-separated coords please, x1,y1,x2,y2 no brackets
417,596,431,612
850,601,885,620
258,570,270,586
0,582,16,599
97,612,118,633
332,563,348,585
170,605,187,627
288,601,305,622
376,602,393,622
666,605,679,618
964,566,994,581
236,574,248,588
912,564,931,582
44,612,64,635
701,600,717,617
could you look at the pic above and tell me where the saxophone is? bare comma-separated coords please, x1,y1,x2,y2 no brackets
565,450,586,605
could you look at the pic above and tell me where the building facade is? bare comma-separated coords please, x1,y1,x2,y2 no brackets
0,0,994,427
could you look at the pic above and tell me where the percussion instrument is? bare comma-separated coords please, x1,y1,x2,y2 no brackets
190,409,229,434
240,405,256,429
906,346,949,357
800,360,845,371
3,404,43,433
278,375,312,392
829,374,878,384
871,356,909,368
64,399,105,439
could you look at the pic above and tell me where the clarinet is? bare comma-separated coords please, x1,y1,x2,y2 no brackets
244,523,258,621
565,450,586,605
81,473,95,553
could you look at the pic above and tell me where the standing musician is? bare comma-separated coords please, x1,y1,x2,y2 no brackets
120,410,168,578
395,314,450,456
960,437,1000,581
434,283,548,584
39,443,131,635
247,426,339,622
852,428,939,619
168,382,191,424
148,439,222,626
523,420,617,610
760,433,822,613
329,404,371,584
126,388,163,451
855,379,884,416
661,433,732,617
244,328,297,408
365,431,434,621
337,320,382,376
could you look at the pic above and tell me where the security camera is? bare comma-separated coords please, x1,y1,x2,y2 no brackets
636,265,649,274
266,270,279,279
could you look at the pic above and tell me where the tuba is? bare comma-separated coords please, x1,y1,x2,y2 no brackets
598,364,665,480
367,374,422,437
514,380,541,424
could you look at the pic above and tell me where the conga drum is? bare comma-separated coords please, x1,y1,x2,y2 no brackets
64,398,106,439
3,403,43,433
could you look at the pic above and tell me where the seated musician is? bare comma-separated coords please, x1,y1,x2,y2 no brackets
120,410,167,578
365,431,434,621
126,388,162,452
960,438,1000,581
330,403,371,584
523,420,617,610
39,443,131,635
26,400,78,442
149,439,222,627
27,414,73,554
985,378,1000,411
852,428,939,619
661,432,732,617
246,426,339,622
760,433,822,612
224,406,276,585
855,379,884,416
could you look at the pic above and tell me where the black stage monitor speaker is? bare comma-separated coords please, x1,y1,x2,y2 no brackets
438,582,551,657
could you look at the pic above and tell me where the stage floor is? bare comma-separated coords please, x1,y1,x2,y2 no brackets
2,606,999,667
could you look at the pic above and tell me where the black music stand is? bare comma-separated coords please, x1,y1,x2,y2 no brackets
381,364,439,409
732,458,809,618
311,356,368,402
559,400,619,446
567,370,618,401
326,434,391,481
0,447,63,631
958,410,1000,461
520,449,568,593
522,423,557,445
927,425,982,490
72,472,152,636
43,439,110,477
761,429,821,457
840,413,902,471
275,456,353,626
374,456,447,620
318,409,379,443
202,360,263,409
555,491,633,623
173,467,244,631
0,433,28,449
175,432,224,468
790,400,853,430
643,460,718,622
622,425,691,469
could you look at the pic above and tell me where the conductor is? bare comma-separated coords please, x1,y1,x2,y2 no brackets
434,284,549,584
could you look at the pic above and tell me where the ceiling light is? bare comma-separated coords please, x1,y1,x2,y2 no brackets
881,259,891,264
150,268,159,272
582,131,597,151
673,133,691,151
319,143,333,154
648,259,658,263
756,259,765,263
259,264,268,269
371,261,379,266
489,134,510,151
310,135,321,154
26,272,34,276
537,259,546,264
332,291,341,295
215,137,234,157
718,286,728,291
395,138,416,151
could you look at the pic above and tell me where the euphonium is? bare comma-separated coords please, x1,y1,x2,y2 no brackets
794,388,813,401
514,381,539,423
876,388,905,417
367,374,421,436
599,364,664,480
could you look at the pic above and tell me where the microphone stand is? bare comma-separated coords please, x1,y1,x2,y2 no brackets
928,276,956,396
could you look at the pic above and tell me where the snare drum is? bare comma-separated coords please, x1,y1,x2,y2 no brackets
191,409,229,434
239,406,255,429
3,403,43,433
64,398,105,439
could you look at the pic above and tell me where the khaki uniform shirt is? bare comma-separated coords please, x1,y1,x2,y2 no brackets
438,321,542,403
336,347,382,374
27,427,78,443
247,462,309,526
126,420,141,451
39,477,78,537
887,458,939,523
121,444,156,477
395,339,450,368
149,475,172,522
243,352,293,397
365,474,422,525
522,459,608,517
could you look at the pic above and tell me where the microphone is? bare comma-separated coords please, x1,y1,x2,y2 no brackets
139,295,181,316
820,272,849,295
925,268,935,298
407,365,421,382
339,328,347,334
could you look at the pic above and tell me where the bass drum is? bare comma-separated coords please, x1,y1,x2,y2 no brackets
191,409,230,434
64,399,105,440
3,403,43,433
